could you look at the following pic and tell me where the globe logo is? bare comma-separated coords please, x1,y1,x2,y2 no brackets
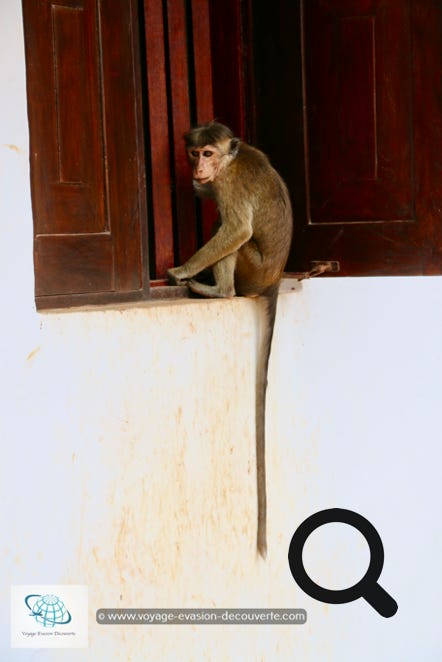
25,593,72,628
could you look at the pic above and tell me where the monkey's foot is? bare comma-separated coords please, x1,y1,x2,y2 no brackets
167,267,188,286
188,279,235,299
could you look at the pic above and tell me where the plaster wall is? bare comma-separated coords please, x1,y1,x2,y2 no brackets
1,2,441,660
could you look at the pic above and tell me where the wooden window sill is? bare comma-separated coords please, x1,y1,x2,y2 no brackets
37,277,302,314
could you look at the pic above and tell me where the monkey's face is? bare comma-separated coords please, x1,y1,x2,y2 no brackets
186,142,230,184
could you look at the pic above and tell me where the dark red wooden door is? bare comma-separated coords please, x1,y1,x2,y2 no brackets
252,0,442,276
23,0,148,308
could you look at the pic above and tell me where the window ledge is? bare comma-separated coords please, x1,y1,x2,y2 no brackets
38,277,302,314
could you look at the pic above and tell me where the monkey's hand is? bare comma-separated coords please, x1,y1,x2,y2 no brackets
167,266,190,285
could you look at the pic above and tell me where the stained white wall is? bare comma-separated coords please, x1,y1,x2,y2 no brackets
1,2,441,660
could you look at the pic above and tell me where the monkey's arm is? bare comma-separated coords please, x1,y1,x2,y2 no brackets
168,203,253,283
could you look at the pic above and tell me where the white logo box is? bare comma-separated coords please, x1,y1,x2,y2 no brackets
11,585,88,648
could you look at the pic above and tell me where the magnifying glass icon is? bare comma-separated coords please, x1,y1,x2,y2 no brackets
288,508,398,618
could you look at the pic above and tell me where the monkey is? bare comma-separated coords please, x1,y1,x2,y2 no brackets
168,121,293,559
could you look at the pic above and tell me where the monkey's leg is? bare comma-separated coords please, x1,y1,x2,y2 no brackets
188,252,237,298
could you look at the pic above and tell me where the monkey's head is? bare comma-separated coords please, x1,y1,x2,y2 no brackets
184,121,240,185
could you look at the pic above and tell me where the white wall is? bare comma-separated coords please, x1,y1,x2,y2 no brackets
1,2,441,660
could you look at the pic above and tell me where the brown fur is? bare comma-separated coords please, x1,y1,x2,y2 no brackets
168,122,293,558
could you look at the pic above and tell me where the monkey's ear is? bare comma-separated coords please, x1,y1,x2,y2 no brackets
230,138,240,157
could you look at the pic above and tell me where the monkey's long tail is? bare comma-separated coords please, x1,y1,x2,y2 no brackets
256,283,280,560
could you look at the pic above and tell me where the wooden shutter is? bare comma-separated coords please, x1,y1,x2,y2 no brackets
251,0,442,277
22,0,148,308
143,0,217,282
141,0,253,282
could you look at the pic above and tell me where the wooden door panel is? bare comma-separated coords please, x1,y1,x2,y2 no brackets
30,1,106,236
34,235,113,296
304,0,413,224
23,0,148,305
251,0,442,276
143,0,216,280
298,0,442,275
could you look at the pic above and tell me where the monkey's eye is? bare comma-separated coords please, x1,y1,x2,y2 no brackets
203,150,214,158
190,150,199,158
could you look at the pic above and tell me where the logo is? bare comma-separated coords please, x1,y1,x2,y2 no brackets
25,593,72,628
11,585,88,648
